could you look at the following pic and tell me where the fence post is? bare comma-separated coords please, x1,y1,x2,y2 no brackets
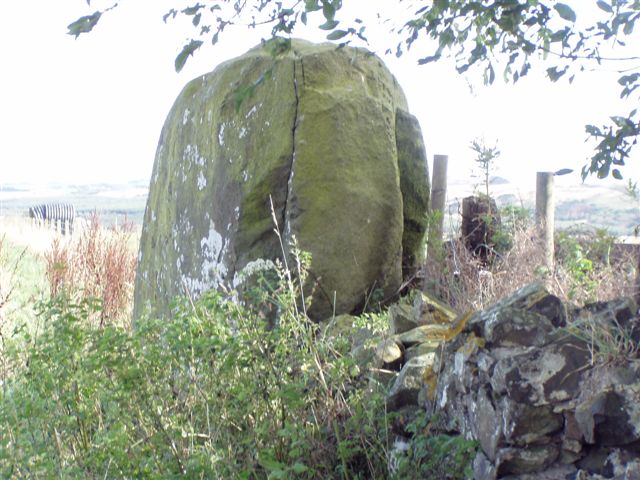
536,172,555,272
427,154,448,259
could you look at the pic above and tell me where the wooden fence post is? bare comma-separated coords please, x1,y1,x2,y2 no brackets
536,172,555,272
427,154,448,260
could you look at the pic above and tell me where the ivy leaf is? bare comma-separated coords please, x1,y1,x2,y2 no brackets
596,1,613,13
67,11,102,38
326,29,348,40
554,3,576,23
175,39,203,73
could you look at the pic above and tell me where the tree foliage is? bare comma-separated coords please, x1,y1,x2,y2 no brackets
69,0,640,179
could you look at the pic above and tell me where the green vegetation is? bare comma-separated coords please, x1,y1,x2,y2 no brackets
0,263,478,478
1,208,638,477
395,412,477,479
0,235,48,332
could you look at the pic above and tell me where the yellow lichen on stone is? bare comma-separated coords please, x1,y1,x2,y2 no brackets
442,310,474,342
456,332,486,357
418,292,458,325
422,365,439,401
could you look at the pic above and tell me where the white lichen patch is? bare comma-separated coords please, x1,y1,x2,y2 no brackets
207,110,212,123
218,123,226,146
151,211,157,222
242,170,249,182
239,126,247,138
245,104,258,118
232,258,276,289
197,171,207,190
182,108,191,126
180,222,229,299
184,144,207,166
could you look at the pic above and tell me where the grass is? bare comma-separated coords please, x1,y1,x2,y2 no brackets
0,234,48,334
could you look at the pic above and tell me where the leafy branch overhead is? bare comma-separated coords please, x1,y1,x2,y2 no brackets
68,0,640,179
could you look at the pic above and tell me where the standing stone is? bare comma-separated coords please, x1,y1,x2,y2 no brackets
133,39,430,320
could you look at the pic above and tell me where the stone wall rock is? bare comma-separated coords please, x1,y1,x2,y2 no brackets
425,283,640,479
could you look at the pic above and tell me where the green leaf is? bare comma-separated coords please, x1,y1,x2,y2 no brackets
326,29,348,40
623,19,634,35
554,168,573,176
163,9,177,23
596,1,613,13
417,55,441,65
182,4,203,15
301,11,307,25
291,462,308,474
305,0,321,12
175,39,203,73
546,66,567,81
322,2,336,22
612,169,623,179
598,163,610,178
554,3,576,22
67,11,102,38
318,19,339,30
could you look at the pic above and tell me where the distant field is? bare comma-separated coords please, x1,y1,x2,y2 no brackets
0,181,147,226
0,215,141,331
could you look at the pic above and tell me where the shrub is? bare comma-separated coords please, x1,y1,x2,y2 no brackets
394,411,477,479
425,217,637,311
0,258,392,478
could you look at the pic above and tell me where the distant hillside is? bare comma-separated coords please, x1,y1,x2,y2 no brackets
445,178,640,236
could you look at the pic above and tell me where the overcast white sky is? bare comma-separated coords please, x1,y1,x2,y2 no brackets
1,1,639,189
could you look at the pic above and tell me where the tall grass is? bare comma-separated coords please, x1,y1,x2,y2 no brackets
43,214,137,328
425,211,638,311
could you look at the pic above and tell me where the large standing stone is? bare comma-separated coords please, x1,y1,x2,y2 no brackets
133,39,430,320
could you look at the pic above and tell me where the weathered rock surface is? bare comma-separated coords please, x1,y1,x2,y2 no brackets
461,195,501,259
133,39,430,320
424,283,640,479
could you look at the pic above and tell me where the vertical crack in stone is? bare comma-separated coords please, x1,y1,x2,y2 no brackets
281,53,301,243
